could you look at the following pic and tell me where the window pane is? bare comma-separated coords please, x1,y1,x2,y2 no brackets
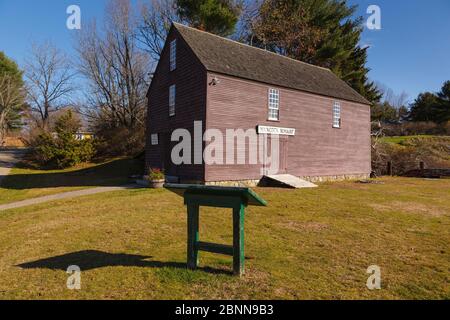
169,85,176,116
268,88,280,120
151,134,159,145
170,40,176,71
333,102,341,127
268,108,279,120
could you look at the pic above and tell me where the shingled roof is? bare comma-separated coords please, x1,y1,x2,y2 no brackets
173,22,370,105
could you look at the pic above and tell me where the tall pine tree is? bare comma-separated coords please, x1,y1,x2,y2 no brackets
0,52,23,86
250,0,380,103
409,81,450,123
436,81,450,122
0,52,25,141
176,0,242,36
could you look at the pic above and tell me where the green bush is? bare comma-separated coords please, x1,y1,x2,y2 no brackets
91,122,145,157
381,121,450,136
31,110,95,169
147,168,164,181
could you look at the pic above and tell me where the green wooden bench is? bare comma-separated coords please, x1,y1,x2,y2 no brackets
164,184,267,276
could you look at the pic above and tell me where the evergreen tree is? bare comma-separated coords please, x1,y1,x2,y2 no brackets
408,92,440,122
176,0,242,36
436,81,450,122
437,81,450,101
250,0,381,103
0,52,23,86
371,102,398,123
409,81,450,123
0,52,25,141
33,110,94,168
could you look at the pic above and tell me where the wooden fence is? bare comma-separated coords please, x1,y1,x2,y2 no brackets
385,161,450,178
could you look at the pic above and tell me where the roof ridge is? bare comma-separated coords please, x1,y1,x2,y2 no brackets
172,22,332,72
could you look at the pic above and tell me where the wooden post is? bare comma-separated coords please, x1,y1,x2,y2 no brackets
420,161,425,170
387,161,392,176
187,204,199,270
233,204,245,277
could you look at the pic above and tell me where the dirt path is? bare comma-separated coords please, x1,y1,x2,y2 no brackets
0,184,140,211
0,149,142,211
0,148,27,186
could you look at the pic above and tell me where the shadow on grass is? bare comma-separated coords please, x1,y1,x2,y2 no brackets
2,158,143,190
17,250,232,275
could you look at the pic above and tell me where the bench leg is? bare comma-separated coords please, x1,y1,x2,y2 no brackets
187,204,199,270
233,204,245,276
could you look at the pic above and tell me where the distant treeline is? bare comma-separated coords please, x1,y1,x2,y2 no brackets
371,80,450,136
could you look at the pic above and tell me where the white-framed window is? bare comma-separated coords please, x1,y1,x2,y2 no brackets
169,84,176,116
151,134,159,145
268,88,280,121
333,101,341,128
170,39,176,71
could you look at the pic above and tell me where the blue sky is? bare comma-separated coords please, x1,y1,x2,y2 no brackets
350,0,450,102
0,0,449,102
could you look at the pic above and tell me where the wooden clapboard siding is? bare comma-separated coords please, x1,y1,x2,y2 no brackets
145,28,207,181
205,73,371,182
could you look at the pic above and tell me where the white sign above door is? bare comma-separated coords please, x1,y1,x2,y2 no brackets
257,125,296,136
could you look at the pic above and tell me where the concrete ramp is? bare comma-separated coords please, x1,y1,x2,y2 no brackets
264,174,318,189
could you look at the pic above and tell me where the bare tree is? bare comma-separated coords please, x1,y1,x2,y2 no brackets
137,0,179,61
232,0,262,44
392,91,409,110
24,42,75,129
76,0,151,129
375,82,409,109
0,75,24,144
138,0,249,57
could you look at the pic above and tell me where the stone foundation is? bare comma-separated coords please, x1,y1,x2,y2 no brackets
298,173,371,183
205,173,370,187
205,179,260,187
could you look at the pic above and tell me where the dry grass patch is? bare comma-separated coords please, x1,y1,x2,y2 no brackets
278,221,329,232
370,201,449,217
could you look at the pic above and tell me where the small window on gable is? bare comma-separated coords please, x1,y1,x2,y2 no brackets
170,39,176,71
169,84,176,116
333,101,341,128
268,88,280,121
151,133,159,145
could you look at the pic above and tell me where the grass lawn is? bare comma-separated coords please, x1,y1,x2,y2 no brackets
0,158,142,205
0,177,448,299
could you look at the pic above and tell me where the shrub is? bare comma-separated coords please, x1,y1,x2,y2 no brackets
92,125,145,158
381,121,450,136
147,168,164,181
30,110,95,169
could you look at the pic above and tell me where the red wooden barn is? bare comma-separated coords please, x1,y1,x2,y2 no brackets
145,23,371,186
